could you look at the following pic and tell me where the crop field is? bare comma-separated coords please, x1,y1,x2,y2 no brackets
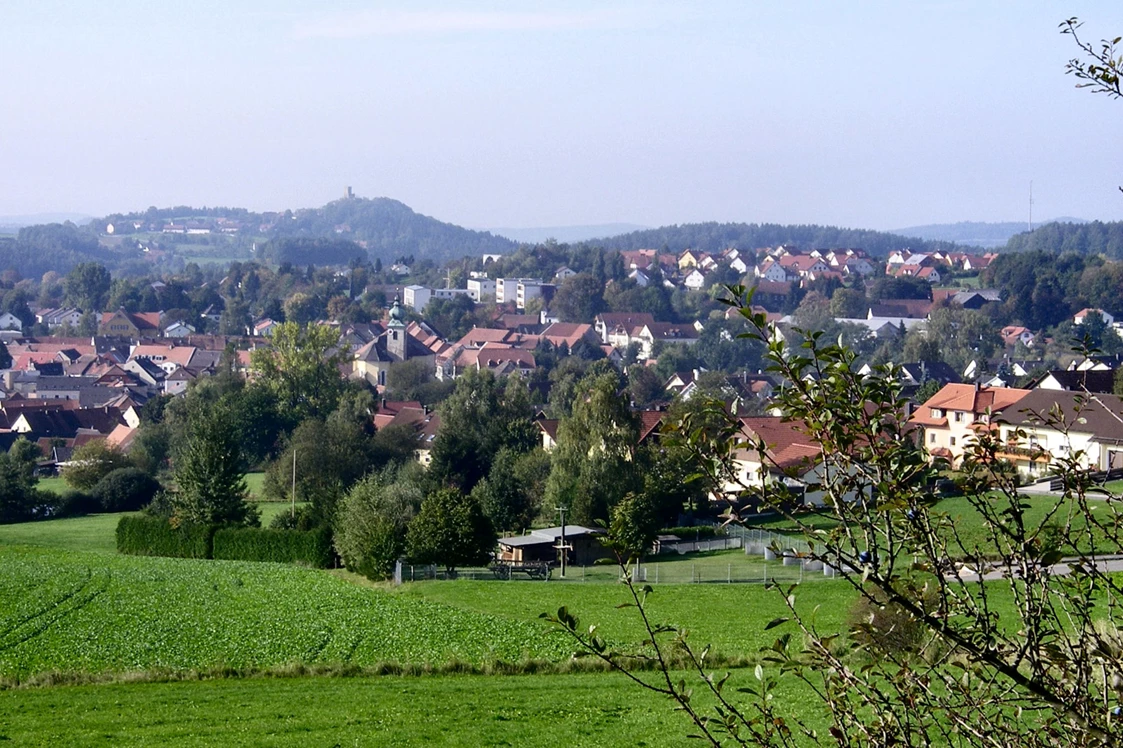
0,545,571,680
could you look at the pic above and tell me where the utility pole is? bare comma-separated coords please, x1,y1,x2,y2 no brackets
555,507,571,578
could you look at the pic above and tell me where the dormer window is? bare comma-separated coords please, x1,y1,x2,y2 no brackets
931,408,943,419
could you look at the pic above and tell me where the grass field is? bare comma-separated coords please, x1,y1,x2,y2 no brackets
754,491,1123,557
405,578,853,658
0,497,1050,745
0,512,861,681
244,472,265,498
0,513,122,553
0,502,302,554
35,476,67,496
37,472,267,499
0,670,809,747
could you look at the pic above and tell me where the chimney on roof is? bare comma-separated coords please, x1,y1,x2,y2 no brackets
974,381,980,393
381,398,386,410
423,405,431,415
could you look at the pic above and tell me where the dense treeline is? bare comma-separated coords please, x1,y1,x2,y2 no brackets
1002,220,1123,259
0,223,112,278
596,222,966,258
262,237,367,267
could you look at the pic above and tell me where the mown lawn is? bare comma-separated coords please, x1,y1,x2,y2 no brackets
0,503,304,555
752,491,1123,557
0,513,122,554
405,578,854,660
244,472,265,498
0,670,826,747
35,476,67,496
36,473,266,498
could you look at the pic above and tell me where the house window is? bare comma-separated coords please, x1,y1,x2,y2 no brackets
953,411,963,423
378,370,386,386
931,408,942,419
929,433,936,444
950,437,957,446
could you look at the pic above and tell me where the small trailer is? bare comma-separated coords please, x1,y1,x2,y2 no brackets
489,561,552,580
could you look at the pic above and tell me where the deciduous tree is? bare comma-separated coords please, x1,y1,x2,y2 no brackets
250,322,349,424
406,488,495,573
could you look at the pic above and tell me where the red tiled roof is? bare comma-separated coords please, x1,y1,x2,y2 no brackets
909,384,1030,427
637,411,664,442
737,417,820,474
373,400,424,429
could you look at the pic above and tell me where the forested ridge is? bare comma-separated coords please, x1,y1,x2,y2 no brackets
594,222,972,257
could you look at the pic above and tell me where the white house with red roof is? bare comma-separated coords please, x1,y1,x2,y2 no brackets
1074,308,1115,327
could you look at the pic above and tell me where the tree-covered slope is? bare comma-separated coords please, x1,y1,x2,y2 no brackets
0,223,113,278
594,222,971,257
274,197,517,263
1002,220,1123,259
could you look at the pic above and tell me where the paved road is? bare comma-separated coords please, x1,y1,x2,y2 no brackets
953,554,1123,582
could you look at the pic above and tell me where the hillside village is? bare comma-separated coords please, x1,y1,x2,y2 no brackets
0,237,1121,507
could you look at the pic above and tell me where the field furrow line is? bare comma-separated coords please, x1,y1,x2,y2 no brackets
0,566,94,647
0,569,110,653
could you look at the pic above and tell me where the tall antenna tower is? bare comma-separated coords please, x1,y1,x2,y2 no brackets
1028,180,1034,232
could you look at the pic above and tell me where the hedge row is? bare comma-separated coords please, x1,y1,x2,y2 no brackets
116,515,214,559
213,525,333,567
116,516,332,568
662,525,722,540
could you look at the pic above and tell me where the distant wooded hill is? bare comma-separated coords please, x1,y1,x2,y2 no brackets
98,197,518,266
1001,220,1123,259
593,223,971,258
271,198,516,263
893,219,1088,248
0,223,113,278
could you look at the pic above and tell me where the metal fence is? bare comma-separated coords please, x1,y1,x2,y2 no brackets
392,526,832,586
657,536,743,554
739,528,813,558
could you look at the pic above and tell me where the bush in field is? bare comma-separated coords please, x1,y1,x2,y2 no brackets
334,466,424,580
268,504,319,531
262,418,372,527
847,584,940,659
93,468,161,512
53,489,100,518
406,487,496,573
607,492,661,560
63,440,131,491
0,441,42,523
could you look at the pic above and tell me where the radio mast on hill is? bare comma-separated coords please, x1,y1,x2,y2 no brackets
1028,180,1034,232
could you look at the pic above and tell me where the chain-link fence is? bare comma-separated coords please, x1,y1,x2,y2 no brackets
392,524,836,585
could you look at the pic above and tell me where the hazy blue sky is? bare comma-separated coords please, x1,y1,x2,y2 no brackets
2,1,1122,231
